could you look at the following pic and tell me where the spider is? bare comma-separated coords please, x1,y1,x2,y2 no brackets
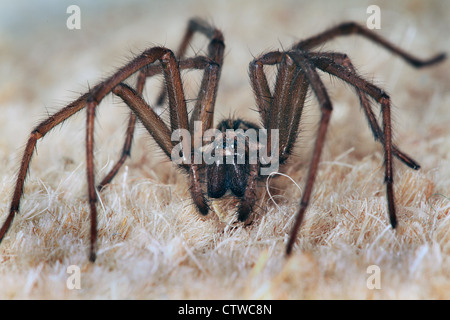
0,18,445,262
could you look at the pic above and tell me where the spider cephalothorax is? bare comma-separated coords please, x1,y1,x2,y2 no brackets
202,118,266,221
205,119,261,199
0,18,445,261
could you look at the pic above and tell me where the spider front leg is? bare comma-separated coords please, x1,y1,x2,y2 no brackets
97,56,217,190
98,18,224,191
250,50,334,252
85,48,193,261
116,57,225,219
245,51,309,224
284,52,334,255
249,51,309,165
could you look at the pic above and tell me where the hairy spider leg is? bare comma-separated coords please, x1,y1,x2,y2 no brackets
249,51,309,165
0,47,191,261
282,22,445,254
283,51,334,255
98,18,225,192
293,21,446,67
309,52,421,170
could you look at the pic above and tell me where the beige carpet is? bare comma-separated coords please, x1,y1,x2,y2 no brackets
0,0,449,299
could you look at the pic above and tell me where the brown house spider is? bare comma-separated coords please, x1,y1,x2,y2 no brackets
0,18,445,262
